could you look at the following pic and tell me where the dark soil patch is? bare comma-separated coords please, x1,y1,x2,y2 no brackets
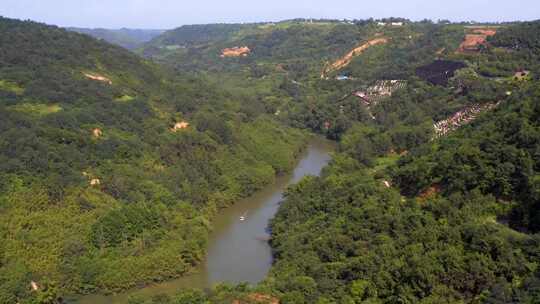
415,60,466,86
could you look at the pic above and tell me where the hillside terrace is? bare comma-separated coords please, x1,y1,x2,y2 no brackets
433,102,500,138
354,80,406,107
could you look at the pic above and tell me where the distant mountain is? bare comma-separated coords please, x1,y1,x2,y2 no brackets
140,20,464,79
67,27,165,49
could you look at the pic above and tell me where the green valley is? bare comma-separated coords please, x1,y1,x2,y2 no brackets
1,9,540,304
129,19,540,304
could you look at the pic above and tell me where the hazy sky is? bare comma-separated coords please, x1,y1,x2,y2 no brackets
1,0,538,29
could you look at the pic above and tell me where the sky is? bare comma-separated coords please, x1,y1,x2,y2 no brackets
0,0,538,29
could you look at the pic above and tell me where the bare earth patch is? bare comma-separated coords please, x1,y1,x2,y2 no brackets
92,128,103,138
458,28,497,53
171,121,190,132
322,37,388,78
221,46,251,57
83,72,113,85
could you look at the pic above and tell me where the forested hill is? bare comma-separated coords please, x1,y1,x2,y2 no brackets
0,17,306,303
145,23,249,48
67,28,165,50
141,19,463,75
126,20,540,303
3,15,540,304
265,85,540,303
261,21,540,303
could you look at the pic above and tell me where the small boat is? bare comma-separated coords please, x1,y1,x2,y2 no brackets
240,212,248,221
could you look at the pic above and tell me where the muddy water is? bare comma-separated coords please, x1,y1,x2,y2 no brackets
75,137,334,304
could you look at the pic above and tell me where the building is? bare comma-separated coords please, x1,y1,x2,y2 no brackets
514,70,530,81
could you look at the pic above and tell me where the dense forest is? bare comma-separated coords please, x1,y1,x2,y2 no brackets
263,21,540,303
2,14,540,304
0,17,307,303
265,89,540,303
129,19,540,304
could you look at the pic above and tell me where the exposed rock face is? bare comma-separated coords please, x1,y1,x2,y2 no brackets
83,72,112,85
220,46,251,57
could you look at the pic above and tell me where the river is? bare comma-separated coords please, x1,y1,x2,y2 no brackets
74,137,334,304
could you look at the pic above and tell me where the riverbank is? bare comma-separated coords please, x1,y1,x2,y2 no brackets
71,137,334,304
